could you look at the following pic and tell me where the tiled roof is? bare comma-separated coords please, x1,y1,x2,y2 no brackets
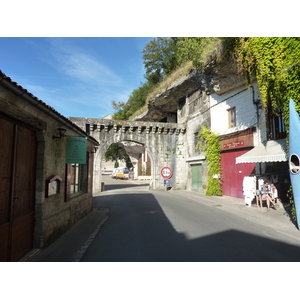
0,70,99,145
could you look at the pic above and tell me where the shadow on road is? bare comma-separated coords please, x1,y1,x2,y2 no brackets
101,174,150,191
104,183,150,191
84,192,300,262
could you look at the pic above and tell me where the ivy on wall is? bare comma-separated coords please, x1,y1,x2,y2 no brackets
234,37,300,130
198,126,222,196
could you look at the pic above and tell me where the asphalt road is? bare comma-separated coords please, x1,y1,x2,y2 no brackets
80,175,300,262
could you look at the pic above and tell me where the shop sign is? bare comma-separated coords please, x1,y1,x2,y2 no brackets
66,137,87,164
222,140,244,149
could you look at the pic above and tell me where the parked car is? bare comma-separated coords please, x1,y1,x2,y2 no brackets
111,168,118,179
115,167,129,180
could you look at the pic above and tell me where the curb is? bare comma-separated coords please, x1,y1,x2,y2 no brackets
69,210,109,262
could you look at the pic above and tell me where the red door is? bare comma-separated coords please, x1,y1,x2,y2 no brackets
221,148,255,198
0,117,37,261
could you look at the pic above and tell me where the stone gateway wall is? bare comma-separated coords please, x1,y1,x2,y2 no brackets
69,118,188,191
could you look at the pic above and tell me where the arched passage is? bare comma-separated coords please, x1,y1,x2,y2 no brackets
94,135,157,192
69,117,187,193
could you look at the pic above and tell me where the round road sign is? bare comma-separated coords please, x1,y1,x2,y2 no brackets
160,166,172,179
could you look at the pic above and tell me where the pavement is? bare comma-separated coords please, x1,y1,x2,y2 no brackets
171,190,299,240
21,181,299,262
20,207,109,262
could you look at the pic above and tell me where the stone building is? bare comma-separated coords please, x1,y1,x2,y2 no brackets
0,71,99,261
133,58,288,199
68,57,289,200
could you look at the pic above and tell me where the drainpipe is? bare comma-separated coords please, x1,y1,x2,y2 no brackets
252,84,262,174
251,85,262,143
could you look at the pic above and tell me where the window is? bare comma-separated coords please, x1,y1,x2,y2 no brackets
228,107,236,128
269,109,286,140
65,154,88,201
70,163,87,195
142,151,148,163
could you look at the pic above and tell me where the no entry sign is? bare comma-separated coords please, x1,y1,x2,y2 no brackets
160,166,172,179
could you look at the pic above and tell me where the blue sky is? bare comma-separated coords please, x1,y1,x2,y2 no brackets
0,37,154,118
0,1,295,120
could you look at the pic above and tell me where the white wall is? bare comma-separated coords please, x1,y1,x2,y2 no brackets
210,82,266,145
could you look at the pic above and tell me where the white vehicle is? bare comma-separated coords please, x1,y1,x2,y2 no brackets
115,167,129,180
111,168,118,179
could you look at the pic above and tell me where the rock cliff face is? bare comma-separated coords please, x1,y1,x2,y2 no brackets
207,59,246,95
134,58,246,122
142,69,203,122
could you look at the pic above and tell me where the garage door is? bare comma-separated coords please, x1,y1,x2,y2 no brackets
221,148,255,198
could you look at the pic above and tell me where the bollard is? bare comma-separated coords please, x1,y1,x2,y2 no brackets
101,182,105,192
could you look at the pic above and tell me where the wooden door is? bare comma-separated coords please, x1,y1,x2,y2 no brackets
0,117,37,262
0,117,14,261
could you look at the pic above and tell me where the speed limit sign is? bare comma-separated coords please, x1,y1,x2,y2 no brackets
160,166,172,179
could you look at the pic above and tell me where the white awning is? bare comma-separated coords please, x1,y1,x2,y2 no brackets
235,139,287,164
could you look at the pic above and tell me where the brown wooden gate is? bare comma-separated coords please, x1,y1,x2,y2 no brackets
0,116,37,262
221,148,255,198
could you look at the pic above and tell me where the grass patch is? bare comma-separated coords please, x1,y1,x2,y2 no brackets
128,61,194,120
146,61,194,103
129,105,148,120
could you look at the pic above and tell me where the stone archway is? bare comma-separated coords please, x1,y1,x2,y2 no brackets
118,141,146,179
94,135,157,193
69,117,187,193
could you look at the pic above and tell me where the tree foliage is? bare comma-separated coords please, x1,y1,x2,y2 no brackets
113,37,181,120
142,37,180,85
111,100,125,112
112,80,155,120
177,37,233,68
104,143,132,168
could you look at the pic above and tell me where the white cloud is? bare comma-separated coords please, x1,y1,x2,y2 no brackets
60,52,123,86
46,38,123,87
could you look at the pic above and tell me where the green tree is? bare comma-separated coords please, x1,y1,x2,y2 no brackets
111,100,125,112
104,143,132,168
142,37,180,84
177,37,222,67
113,80,155,120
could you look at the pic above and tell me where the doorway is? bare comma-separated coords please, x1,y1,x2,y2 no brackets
191,164,202,190
0,116,37,261
221,148,255,198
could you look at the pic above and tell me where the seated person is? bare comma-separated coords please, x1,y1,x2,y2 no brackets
260,181,277,211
